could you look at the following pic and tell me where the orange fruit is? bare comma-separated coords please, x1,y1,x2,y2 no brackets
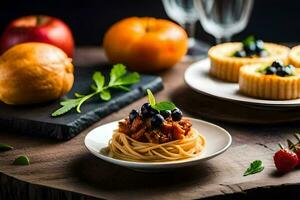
103,17,188,72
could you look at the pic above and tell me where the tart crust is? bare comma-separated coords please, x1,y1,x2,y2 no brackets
289,45,300,67
208,43,290,82
239,64,300,100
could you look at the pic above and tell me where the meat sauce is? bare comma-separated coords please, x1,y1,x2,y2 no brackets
119,116,192,144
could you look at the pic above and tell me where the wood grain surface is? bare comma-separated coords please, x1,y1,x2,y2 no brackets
1,47,300,200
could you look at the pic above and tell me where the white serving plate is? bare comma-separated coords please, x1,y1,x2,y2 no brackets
184,58,300,107
84,118,231,172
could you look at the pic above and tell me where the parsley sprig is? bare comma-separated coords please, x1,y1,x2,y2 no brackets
52,64,140,117
147,89,176,111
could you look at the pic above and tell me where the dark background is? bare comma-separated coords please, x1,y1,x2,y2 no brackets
1,0,299,46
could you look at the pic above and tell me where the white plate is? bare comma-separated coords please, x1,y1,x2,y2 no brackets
84,118,231,171
184,58,300,107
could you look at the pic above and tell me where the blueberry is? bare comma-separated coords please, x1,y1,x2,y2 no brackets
244,42,256,54
151,114,164,128
285,65,295,75
276,68,287,77
265,66,276,75
171,108,183,121
271,61,283,69
259,50,268,57
286,64,295,69
234,50,246,57
255,40,264,51
141,103,152,118
274,64,295,77
129,109,139,123
149,108,159,116
245,50,256,57
160,110,171,119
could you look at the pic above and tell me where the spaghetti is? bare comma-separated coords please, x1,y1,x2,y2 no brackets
108,129,206,162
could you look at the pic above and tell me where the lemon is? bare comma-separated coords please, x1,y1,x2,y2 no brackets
0,42,74,105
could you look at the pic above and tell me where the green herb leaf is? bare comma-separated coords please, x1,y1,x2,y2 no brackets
90,84,97,91
146,89,177,112
52,99,82,116
153,101,176,111
59,99,78,106
109,64,127,86
92,72,105,91
114,85,130,91
0,143,13,152
147,89,156,107
13,155,30,166
76,92,97,113
74,93,85,98
256,65,269,73
100,90,111,101
242,35,255,47
243,160,264,176
52,64,141,117
114,72,140,85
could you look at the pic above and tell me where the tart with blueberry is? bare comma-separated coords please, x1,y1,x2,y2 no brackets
208,36,290,82
239,61,300,100
289,45,300,68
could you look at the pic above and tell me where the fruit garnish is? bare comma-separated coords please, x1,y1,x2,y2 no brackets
286,133,300,166
171,108,183,121
257,61,295,77
145,89,178,127
233,35,268,58
129,109,139,123
141,103,156,118
52,64,140,116
127,89,182,129
287,138,300,167
243,160,264,176
160,110,171,119
273,143,298,173
151,114,164,128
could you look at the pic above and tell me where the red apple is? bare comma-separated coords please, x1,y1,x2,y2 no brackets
0,15,74,57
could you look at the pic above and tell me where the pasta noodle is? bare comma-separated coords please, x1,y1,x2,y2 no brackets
108,129,205,162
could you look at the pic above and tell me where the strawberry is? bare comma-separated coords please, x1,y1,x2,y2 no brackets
295,148,300,166
273,144,299,173
289,134,300,166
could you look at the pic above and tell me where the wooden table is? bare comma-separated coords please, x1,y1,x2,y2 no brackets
1,47,300,200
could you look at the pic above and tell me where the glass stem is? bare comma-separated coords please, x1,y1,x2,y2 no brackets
215,36,231,44
181,21,197,48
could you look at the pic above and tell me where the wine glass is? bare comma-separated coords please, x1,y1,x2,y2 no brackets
162,0,210,59
193,0,254,44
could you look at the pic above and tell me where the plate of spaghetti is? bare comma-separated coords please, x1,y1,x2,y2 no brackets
85,90,231,171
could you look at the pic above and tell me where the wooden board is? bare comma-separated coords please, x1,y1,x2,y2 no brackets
1,48,300,200
0,65,163,140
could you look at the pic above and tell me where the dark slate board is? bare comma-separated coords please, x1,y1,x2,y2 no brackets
0,66,163,140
